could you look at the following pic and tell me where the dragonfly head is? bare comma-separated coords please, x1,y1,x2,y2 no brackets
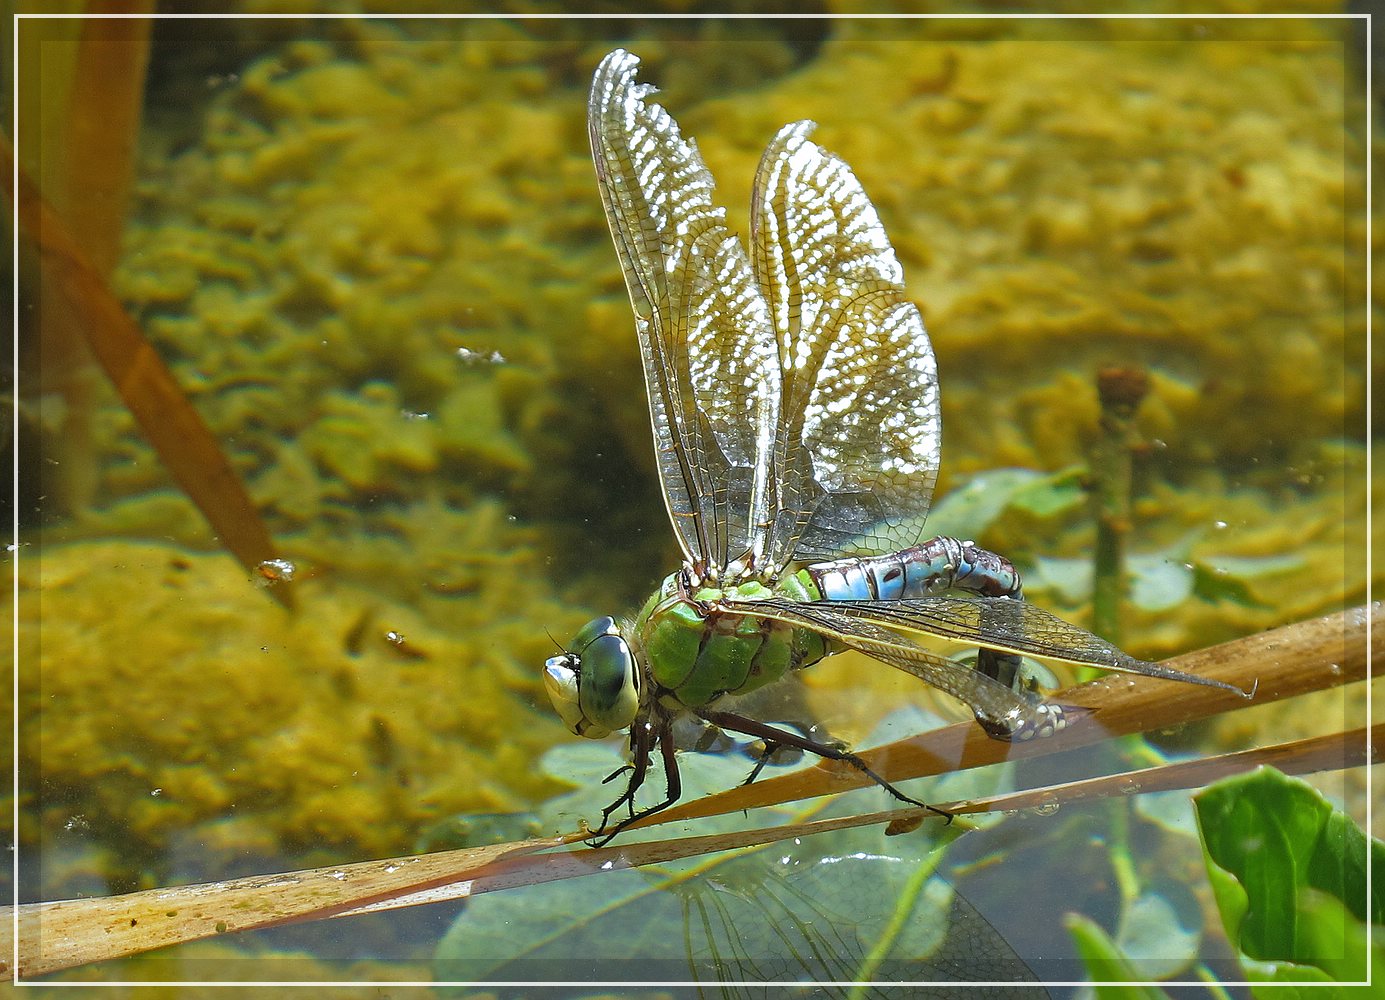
542,616,639,739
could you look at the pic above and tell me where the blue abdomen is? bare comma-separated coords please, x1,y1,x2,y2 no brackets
807,536,1023,602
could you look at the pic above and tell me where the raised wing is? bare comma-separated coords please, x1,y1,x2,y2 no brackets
724,597,1056,738
589,50,779,575
749,122,941,571
785,596,1253,696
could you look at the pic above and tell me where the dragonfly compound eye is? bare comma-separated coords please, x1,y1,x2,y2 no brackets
577,633,639,734
542,617,638,739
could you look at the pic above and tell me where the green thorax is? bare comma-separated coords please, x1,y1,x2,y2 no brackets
631,569,832,710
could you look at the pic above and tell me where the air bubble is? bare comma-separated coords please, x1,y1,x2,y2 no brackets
456,346,506,366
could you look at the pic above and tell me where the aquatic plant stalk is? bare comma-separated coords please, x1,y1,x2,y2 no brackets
24,9,152,515
6,144,294,608
1088,365,1150,645
3,605,1372,979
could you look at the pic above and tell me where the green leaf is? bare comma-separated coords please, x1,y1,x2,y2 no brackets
1194,767,1381,983
1319,810,1385,926
923,466,1083,541
923,468,1044,539
1007,466,1086,517
1294,889,1375,986
1065,912,1173,999
1190,562,1271,609
1245,960,1338,1000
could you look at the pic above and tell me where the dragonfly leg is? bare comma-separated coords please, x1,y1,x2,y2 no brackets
742,741,778,787
695,707,950,820
741,733,812,786
601,763,633,785
586,713,685,847
591,720,651,836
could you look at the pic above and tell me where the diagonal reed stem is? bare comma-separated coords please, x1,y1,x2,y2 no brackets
6,142,294,608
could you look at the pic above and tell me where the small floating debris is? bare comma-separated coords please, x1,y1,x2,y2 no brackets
254,558,297,587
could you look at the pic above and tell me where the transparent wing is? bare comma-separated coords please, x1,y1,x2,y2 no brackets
787,596,1251,696
589,50,779,573
749,121,941,570
722,598,1054,736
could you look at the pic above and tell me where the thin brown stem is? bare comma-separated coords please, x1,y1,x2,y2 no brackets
1089,366,1149,644
5,142,294,608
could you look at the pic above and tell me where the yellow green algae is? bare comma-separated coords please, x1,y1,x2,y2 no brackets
21,18,1370,906
19,532,574,893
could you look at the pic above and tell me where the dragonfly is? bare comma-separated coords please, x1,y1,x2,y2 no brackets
544,48,1251,846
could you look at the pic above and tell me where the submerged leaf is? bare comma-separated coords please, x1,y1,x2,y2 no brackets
434,810,1042,989
1112,892,1200,980
436,712,1044,990
919,467,1082,541
1031,531,1293,614
1125,554,1194,612
1065,913,1172,998
1027,555,1094,605
1200,553,1306,579
1190,563,1271,610
1007,467,1086,517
